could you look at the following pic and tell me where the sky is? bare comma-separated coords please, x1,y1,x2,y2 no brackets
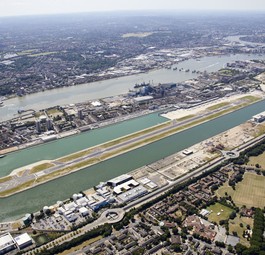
0,0,265,17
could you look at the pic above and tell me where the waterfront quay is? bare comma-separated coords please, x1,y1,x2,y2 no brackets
1,54,264,154
0,92,263,197
1,93,265,224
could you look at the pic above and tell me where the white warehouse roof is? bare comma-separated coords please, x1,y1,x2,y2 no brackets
14,233,32,248
0,233,15,252
107,174,132,186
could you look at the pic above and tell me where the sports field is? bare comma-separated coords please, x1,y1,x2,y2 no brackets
207,203,234,223
232,172,265,208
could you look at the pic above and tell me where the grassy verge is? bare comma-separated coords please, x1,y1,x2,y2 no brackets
59,148,96,163
30,163,54,174
240,95,260,103
176,115,195,121
207,102,230,111
0,179,35,197
0,176,12,184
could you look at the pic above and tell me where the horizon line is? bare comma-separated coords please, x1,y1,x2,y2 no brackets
0,9,265,18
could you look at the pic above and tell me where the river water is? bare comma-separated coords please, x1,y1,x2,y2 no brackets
0,54,263,121
1,99,265,222
0,113,167,177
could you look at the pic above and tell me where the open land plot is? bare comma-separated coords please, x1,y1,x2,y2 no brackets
215,181,235,198
232,172,265,208
255,123,265,137
46,108,64,117
122,32,154,38
229,215,253,247
29,51,57,57
248,151,265,169
162,92,262,120
207,203,234,223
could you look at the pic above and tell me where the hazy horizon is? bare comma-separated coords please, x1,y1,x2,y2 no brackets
0,0,265,17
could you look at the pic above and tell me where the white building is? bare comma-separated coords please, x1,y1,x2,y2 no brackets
113,179,139,195
117,185,148,203
107,174,132,187
0,233,16,255
252,111,265,123
14,233,33,250
79,207,89,217
75,196,89,207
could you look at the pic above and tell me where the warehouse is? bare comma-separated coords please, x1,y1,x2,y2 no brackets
113,179,139,195
107,174,133,187
14,233,33,250
117,185,148,203
0,233,16,255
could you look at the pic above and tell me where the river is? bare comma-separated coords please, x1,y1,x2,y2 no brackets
225,35,265,47
0,112,167,177
0,53,263,121
1,99,265,222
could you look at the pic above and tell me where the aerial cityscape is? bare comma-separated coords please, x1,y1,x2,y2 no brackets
0,1,265,255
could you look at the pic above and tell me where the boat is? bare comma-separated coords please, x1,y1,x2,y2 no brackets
0,154,6,158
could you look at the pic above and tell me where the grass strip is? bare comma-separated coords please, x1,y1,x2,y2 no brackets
30,163,54,174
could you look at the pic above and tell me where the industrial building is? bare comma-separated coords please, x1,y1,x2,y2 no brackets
0,234,16,255
113,179,139,195
117,185,148,203
0,233,33,254
107,174,133,187
252,111,265,123
133,96,154,105
14,233,33,250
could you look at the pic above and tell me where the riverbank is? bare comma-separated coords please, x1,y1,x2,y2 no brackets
0,92,263,198
0,108,166,156
0,53,263,122
3,98,265,228
161,91,263,120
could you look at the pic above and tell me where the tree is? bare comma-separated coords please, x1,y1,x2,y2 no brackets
171,244,182,252
229,211,237,220
235,243,248,255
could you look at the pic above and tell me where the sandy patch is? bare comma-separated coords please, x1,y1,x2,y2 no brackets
161,91,264,120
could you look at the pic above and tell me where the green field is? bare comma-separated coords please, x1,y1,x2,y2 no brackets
216,181,235,198
207,203,234,223
229,215,253,247
232,172,265,208
216,172,265,208
248,151,265,168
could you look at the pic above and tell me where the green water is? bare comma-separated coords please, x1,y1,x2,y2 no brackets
0,112,166,177
0,100,265,222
